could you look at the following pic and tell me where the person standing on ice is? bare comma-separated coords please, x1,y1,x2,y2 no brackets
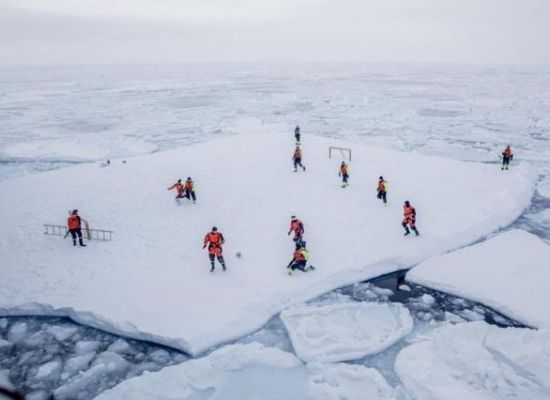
203,226,227,272
182,177,196,203
402,201,419,236
339,161,349,187
287,243,314,275
294,125,301,144
288,216,305,246
377,176,387,205
167,179,185,199
67,209,87,247
293,146,306,172
501,145,513,170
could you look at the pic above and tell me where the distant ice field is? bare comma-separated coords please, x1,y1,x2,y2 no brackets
1,64,549,181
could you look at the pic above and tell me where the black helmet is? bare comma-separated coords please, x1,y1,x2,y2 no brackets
379,176,383,180
187,177,191,180
212,226,218,232
177,179,182,183
72,209,78,215
404,201,410,206
291,215,296,220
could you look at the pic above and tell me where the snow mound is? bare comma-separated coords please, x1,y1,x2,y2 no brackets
408,230,550,328
395,321,550,400
0,128,536,354
280,302,413,362
97,342,398,400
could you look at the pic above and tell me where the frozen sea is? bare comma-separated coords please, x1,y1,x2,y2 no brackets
1,63,550,399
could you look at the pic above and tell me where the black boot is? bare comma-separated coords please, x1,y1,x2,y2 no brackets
79,239,87,247
404,229,410,236
73,240,77,246
222,263,227,271
210,264,215,272
413,228,419,236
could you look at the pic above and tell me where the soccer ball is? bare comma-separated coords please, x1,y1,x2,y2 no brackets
235,252,242,258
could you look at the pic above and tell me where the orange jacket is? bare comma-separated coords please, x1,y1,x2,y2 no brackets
404,205,416,218
502,148,513,159
185,180,194,191
377,180,386,192
293,148,302,159
204,232,225,247
340,164,348,175
289,220,304,234
67,215,80,230
169,182,184,193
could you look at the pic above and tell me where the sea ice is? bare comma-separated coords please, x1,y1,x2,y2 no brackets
395,321,550,399
408,230,550,328
0,131,537,354
96,342,398,400
280,302,413,362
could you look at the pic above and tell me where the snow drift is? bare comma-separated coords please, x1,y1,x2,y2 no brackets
0,125,536,354
408,229,550,328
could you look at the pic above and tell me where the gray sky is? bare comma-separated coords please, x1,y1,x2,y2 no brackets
1,0,549,65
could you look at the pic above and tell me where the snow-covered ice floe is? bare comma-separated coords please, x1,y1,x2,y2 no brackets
408,230,550,328
395,321,550,400
280,302,413,362
96,342,399,400
0,127,537,354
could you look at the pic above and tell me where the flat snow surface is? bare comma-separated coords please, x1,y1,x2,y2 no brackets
395,321,550,400
0,129,536,354
280,302,413,362
408,229,550,328
96,342,398,400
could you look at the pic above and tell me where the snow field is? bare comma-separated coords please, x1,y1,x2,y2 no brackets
395,321,550,400
0,125,537,354
280,302,413,362
408,229,550,328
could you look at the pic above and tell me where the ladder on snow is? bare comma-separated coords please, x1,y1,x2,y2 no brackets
43,224,114,241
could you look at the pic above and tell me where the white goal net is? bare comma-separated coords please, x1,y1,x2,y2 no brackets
329,146,352,161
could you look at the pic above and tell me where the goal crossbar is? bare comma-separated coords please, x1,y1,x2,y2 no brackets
329,146,352,161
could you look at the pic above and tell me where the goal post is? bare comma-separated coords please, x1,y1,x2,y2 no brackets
329,146,352,162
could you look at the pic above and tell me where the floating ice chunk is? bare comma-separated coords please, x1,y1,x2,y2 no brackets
74,340,101,354
107,338,132,354
420,294,435,306
398,284,411,292
54,352,130,400
0,318,7,329
26,390,49,400
0,338,13,351
408,230,550,328
148,349,171,365
97,341,396,400
61,352,96,380
280,302,413,362
7,322,27,343
46,325,78,341
307,363,397,400
395,322,550,399
34,359,62,381
0,369,14,390
96,342,304,400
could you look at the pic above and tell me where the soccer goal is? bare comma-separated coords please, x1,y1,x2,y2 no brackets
329,146,352,161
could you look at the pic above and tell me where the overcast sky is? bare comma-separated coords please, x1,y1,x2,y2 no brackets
1,0,549,65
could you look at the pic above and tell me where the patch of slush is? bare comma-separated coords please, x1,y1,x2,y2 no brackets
0,317,187,400
0,131,537,355
280,302,413,362
408,230,550,328
395,321,550,400
96,342,401,400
